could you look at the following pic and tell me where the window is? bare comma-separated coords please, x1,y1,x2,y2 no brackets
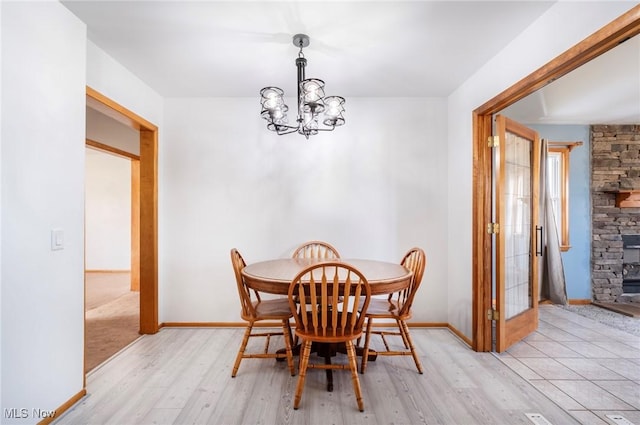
546,141,582,252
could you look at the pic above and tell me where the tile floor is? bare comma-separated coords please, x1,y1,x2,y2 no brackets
496,305,640,425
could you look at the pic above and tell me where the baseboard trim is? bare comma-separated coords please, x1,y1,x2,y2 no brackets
159,321,473,348
568,299,592,305
406,322,448,328
37,389,86,425
447,324,473,347
541,298,592,306
84,269,131,273
85,270,131,274
161,322,248,328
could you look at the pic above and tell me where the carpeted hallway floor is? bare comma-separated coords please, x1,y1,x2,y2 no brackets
85,272,140,373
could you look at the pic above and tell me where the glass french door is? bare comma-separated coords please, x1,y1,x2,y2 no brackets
494,115,540,352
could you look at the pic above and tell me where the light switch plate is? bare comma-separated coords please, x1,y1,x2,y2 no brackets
51,228,64,251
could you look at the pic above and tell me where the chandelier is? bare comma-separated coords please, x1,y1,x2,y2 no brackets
260,34,345,139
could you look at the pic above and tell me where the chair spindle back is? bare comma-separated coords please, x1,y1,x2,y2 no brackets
392,247,426,317
292,241,341,260
230,248,260,318
289,262,370,338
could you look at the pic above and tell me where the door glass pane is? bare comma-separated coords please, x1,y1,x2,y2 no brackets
504,130,532,319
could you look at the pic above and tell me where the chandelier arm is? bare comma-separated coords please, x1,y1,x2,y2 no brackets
274,125,300,135
271,123,298,130
314,126,337,132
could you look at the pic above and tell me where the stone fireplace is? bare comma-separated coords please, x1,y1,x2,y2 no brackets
591,124,640,302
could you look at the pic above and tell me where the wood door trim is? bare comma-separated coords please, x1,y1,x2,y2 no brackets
472,5,640,352
131,160,140,292
475,6,640,116
86,138,140,160
86,87,159,336
139,128,158,333
472,111,493,352
86,86,157,131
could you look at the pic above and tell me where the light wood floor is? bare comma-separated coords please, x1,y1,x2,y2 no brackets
54,324,584,424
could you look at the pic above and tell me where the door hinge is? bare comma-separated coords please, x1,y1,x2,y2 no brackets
487,136,499,147
487,308,499,321
486,222,500,234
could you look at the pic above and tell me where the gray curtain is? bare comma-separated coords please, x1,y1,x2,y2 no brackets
539,139,568,305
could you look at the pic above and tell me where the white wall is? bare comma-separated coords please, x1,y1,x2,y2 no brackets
161,97,448,323
86,40,163,127
446,2,636,339
85,149,131,270
0,10,161,421
1,2,86,423
0,0,4,413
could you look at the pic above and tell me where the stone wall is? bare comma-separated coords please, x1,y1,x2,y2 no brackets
591,124,640,301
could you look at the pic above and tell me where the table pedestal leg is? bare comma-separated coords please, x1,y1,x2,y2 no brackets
324,354,333,392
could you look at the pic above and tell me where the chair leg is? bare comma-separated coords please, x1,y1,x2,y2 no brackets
282,319,296,376
400,320,423,374
346,340,365,412
360,318,373,374
397,318,410,349
293,339,312,410
232,323,253,377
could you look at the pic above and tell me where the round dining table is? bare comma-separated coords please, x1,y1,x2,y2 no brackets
242,257,412,392
242,258,413,296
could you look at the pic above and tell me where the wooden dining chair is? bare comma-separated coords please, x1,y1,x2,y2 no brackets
288,262,371,412
291,241,341,345
292,240,341,260
230,248,295,378
359,247,426,374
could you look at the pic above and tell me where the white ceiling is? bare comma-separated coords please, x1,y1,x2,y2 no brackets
501,34,640,125
62,1,640,124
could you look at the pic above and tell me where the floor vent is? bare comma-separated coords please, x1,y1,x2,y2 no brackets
526,413,553,425
606,414,635,425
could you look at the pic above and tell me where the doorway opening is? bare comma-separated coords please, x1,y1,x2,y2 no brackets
84,146,140,372
84,87,159,374
472,7,640,352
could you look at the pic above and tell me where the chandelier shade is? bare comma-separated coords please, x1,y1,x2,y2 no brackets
323,96,346,127
260,87,289,130
259,34,345,139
